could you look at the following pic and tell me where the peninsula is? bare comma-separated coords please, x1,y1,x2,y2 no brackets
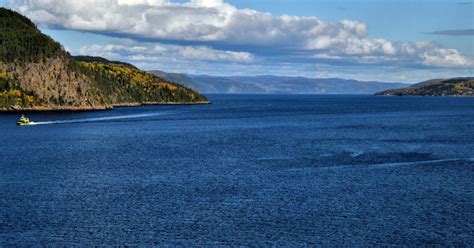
376,77,474,97
0,8,208,112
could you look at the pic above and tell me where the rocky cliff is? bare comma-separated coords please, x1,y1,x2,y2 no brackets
0,57,107,110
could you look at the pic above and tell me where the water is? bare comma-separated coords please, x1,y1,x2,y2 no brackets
1,95,473,246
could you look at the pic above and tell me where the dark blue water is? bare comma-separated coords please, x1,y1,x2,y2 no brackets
1,95,473,246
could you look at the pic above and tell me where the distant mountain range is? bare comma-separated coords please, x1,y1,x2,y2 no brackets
149,71,408,94
376,77,474,96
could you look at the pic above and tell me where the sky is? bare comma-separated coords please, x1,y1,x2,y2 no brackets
1,0,473,83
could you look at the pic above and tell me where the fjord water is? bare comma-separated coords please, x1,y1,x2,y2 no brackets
1,95,473,245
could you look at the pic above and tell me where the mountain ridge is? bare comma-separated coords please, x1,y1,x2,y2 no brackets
149,71,408,94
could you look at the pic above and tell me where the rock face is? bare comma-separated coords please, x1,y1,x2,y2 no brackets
376,77,474,97
1,58,105,110
0,8,207,111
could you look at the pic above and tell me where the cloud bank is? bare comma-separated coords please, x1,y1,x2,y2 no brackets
79,40,253,63
8,0,474,81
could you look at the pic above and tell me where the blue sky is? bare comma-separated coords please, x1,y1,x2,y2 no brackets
2,0,473,82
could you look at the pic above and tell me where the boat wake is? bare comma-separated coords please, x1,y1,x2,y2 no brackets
312,157,474,172
368,157,474,169
28,112,168,126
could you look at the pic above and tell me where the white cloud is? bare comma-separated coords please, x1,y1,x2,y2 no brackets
78,40,253,63
419,48,471,67
8,0,473,69
177,46,253,62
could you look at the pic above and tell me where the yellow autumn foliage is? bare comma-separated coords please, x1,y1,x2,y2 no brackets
0,89,22,98
167,85,178,91
0,71,9,79
81,61,181,92
26,95,34,103
12,89,21,98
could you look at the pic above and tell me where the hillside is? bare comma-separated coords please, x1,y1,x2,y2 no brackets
376,77,474,96
72,56,206,105
149,71,407,94
0,8,207,111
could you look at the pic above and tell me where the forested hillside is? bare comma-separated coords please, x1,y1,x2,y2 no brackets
0,7,63,63
74,57,206,104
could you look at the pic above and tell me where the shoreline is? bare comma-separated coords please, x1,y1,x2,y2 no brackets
0,101,211,113
113,101,211,107
375,94,474,97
